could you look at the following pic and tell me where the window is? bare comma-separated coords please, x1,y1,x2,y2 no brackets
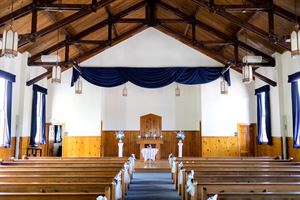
30,85,47,146
0,78,7,146
35,92,43,144
259,92,269,143
0,70,15,148
255,85,272,145
288,72,300,148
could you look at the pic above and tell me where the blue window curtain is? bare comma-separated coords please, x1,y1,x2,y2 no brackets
288,71,300,148
0,70,15,148
71,66,231,88
30,85,47,146
255,85,272,145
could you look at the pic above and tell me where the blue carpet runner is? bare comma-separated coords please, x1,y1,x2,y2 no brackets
125,172,181,200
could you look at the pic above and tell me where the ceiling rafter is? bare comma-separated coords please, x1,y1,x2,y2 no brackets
157,0,275,65
192,0,289,51
18,0,116,47
28,0,147,64
156,24,276,86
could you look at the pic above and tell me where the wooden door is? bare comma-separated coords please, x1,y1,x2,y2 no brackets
237,123,254,156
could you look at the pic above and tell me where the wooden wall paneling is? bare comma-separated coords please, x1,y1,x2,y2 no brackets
255,137,283,157
0,137,16,160
202,136,239,157
62,136,101,157
101,130,201,159
19,137,30,158
287,137,300,161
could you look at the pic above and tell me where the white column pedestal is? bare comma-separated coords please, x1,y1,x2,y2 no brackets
178,140,183,158
118,141,124,158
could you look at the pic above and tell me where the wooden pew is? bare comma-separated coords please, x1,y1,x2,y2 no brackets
199,182,300,200
206,191,300,200
0,192,107,200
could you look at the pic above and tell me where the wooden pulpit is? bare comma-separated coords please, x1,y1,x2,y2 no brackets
137,138,164,160
138,113,163,160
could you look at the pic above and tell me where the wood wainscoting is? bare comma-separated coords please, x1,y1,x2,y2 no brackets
287,137,300,161
202,136,239,157
62,136,101,157
0,137,16,160
255,137,283,157
101,130,201,159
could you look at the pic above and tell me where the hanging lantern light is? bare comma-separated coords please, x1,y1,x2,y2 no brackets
1,0,18,58
51,65,61,83
291,25,300,59
242,64,253,83
175,84,180,96
291,0,300,59
220,77,228,94
75,77,83,94
122,84,128,96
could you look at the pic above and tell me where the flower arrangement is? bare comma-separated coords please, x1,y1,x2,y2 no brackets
116,130,125,140
176,130,185,141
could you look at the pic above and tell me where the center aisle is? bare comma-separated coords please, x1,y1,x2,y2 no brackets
125,172,181,200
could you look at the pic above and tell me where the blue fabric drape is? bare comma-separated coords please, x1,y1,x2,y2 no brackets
30,85,47,146
288,72,300,148
0,70,15,83
71,66,231,88
255,85,272,145
0,70,15,148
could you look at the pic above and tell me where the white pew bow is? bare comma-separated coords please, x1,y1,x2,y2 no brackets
96,196,107,200
186,170,195,196
115,172,122,199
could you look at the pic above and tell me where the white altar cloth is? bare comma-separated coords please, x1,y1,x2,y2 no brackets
141,148,158,161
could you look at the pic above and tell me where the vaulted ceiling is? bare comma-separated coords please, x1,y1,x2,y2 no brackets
0,0,298,86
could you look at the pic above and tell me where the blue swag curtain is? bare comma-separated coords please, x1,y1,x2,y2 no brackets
255,85,272,145
0,70,15,148
71,66,231,88
30,85,47,146
288,71,300,148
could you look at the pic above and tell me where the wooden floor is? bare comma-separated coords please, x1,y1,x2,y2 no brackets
135,160,170,172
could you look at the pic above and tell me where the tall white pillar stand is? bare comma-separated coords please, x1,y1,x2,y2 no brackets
178,140,183,158
118,140,124,158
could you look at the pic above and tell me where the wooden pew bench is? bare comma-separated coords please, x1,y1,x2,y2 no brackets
206,191,300,200
0,192,106,200
198,182,300,200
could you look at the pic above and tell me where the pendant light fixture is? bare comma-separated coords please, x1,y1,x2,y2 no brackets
52,29,61,83
75,77,83,94
122,84,128,96
220,77,228,94
175,84,180,96
291,0,300,59
242,30,253,83
1,0,18,58
242,64,253,83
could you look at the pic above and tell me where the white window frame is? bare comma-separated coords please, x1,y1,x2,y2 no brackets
260,92,269,144
35,92,43,144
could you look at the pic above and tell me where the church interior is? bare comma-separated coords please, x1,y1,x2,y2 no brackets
0,0,300,199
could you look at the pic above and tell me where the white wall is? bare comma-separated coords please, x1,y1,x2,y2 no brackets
201,70,256,136
101,83,201,130
47,28,254,135
47,70,102,136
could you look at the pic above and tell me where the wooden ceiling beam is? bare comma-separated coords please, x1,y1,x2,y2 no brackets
0,0,55,28
28,0,147,64
156,24,276,86
45,11,84,54
19,0,116,47
105,6,119,37
192,0,289,51
157,0,275,65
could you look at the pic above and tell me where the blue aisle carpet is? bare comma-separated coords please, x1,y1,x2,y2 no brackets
125,172,181,200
